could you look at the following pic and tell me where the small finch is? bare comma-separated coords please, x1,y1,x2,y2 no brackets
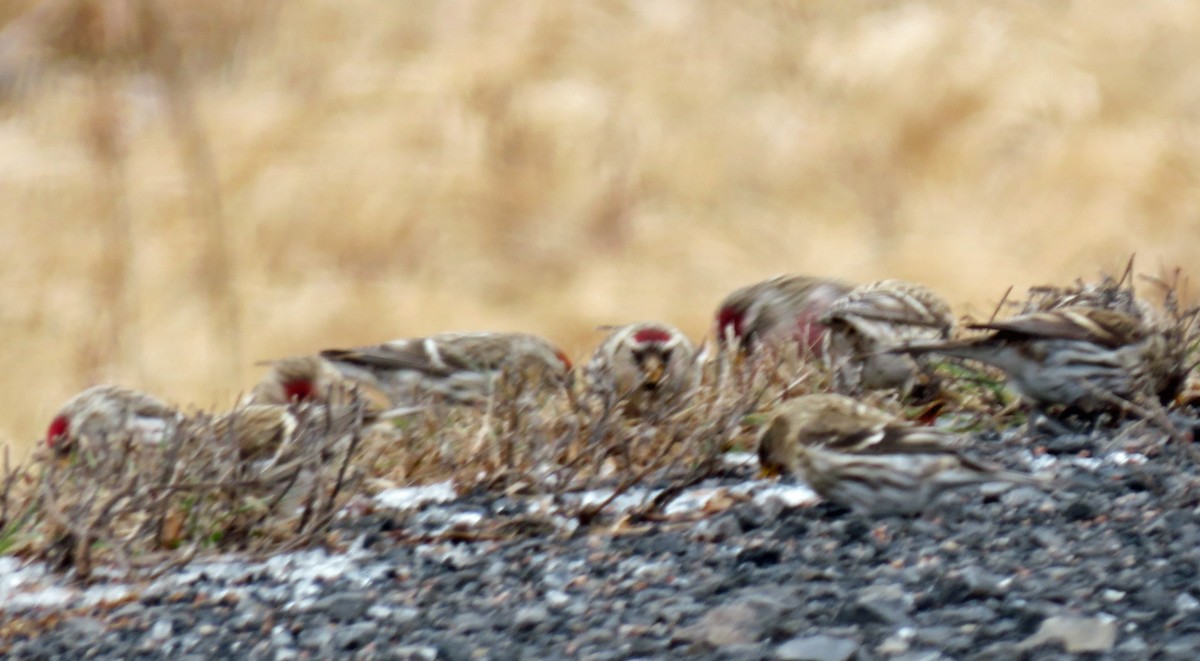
212,404,299,462
795,443,1044,516
211,402,401,470
45,385,181,454
820,279,955,395
584,322,700,417
758,394,1042,515
757,393,964,478
715,275,853,357
894,307,1179,419
320,331,573,407
244,355,361,407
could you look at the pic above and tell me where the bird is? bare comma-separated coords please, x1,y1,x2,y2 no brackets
243,355,370,407
211,404,300,462
794,442,1045,516
714,275,853,357
757,394,1042,515
319,331,573,407
892,307,1180,421
584,322,700,417
757,393,965,478
819,279,955,396
44,385,182,455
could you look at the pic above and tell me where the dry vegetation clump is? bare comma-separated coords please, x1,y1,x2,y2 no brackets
361,349,830,525
0,397,374,580
0,352,834,576
1006,261,1200,399
923,263,1200,434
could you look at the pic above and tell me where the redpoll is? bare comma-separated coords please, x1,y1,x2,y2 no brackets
757,394,1041,514
45,385,181,454
212,404,299,462
715,275,852,356
212,402,395,464
320,331,573,406
757,393,964,478
795,442,1044,516
244,355,360,407
584,322,700,417
820,279,955,395
894,307,1178,417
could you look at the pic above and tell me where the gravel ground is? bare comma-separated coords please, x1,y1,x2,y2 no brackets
3,423,1200,660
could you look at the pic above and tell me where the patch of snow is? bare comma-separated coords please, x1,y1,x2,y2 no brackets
664,487,724,515
743,482,820,508
446,512,485,528
1108,451,1147,466
374,480,457,510
1028,454,1059,472
0,557,135,612
722,452,758,468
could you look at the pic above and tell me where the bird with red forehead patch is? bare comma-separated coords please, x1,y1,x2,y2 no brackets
715,275,853,358
243,355,374,408
320,331,574,407
44,385,182,455
585,322,700,418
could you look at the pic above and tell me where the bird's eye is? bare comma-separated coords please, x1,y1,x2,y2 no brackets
631,350,646,366
661,349,673,363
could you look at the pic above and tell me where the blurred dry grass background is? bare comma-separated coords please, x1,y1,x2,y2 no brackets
1,0,1198,455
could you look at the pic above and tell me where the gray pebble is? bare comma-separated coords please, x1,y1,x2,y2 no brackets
775,634,860,661
333,622,378,651
513,604,550,630
313,592,372,622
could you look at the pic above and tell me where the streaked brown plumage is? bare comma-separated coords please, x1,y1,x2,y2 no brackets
758,394,1042,515
820,279,955,395
795,443,1044,515
895,307,1179,414
320,332,573,407
757,393,964,477
211,404,301,462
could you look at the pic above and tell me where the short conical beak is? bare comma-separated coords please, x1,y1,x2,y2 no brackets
642,354,666,387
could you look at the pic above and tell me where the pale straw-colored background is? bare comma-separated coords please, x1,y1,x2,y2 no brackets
2,0,1198,455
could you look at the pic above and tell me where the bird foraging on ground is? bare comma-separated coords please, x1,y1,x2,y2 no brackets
584,322,700,417
244,355,365,407
211,404,301,462
794,442,1045,515
715,275,853,357
757,393,1041,515
320,331,573,407
892,307,1180,422
819,279,955,396
45,385,182,455
757,393,965,478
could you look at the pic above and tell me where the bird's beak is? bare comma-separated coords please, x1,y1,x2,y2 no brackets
758,465,781,479
642,355,666,388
